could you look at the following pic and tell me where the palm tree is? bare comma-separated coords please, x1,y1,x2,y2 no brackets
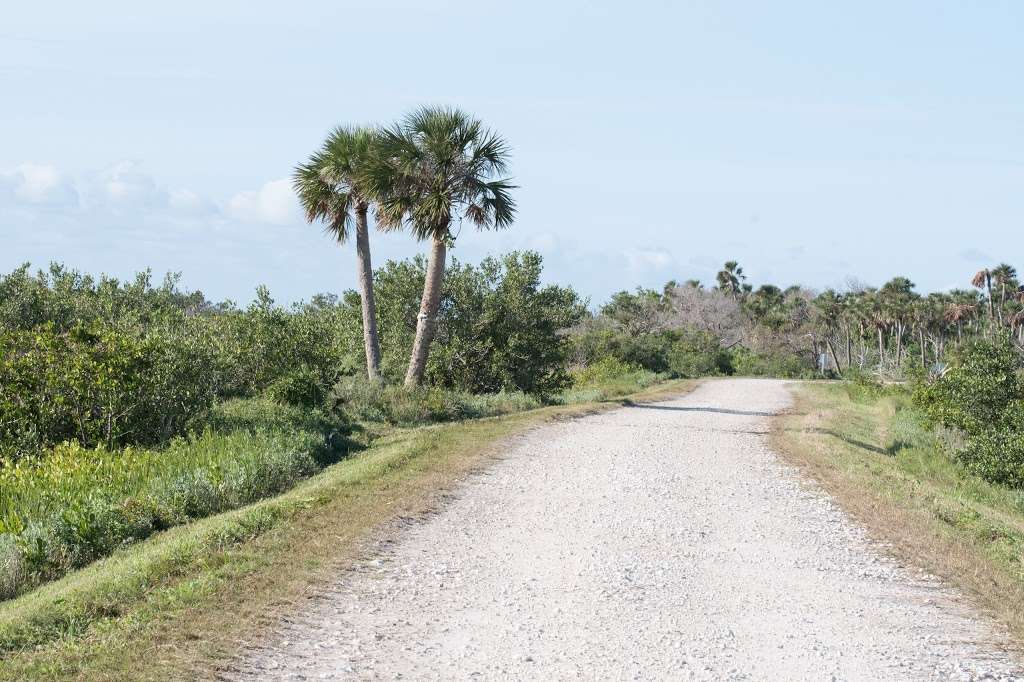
716,261,746,300
293,126,383,381
991,263,1018,325
971,268,994,323
367,107,516,387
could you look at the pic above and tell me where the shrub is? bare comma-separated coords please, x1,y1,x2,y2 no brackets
667,330,732,378
340,251,585,396
730,346,814,378
329,377,541,426
914,339,1022,436
956,428,1024,488
0,323,217,461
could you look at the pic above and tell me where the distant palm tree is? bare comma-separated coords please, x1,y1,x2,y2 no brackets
991,263,1018,325
366,107,516,387
294,126,383,380
716,261,746,300
971,268,994,323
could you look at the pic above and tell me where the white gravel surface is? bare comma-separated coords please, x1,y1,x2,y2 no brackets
222,378,1023,681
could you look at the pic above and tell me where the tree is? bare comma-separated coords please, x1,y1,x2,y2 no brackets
991,263,1019,326
294,126,383,381
367,107,516,387
716,261,746,300
972,268,995,323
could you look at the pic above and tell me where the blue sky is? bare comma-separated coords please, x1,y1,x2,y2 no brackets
2,1,1022,305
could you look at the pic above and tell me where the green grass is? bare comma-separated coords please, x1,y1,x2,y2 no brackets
773,382,1024,643
0,399,342,601
0,378,695,681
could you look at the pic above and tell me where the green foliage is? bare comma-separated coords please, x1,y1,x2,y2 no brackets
913,339,1024,488
329,377,540,426
0,323,217,460
0,398,342,599
667,330,732,378
956,428,1024,488
914,340,1022,436
343,251,584,396
729,346,814,379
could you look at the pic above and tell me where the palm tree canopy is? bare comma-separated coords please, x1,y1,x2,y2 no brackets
293,126,377,244
363,106,516,241
992,263,1018,285
971,268,991,289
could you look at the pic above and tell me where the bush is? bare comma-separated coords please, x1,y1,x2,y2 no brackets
912,339,1024,488
956,428,1024,488
667,330,732,378
914,339,1022,436
342,252,585,396
329,377,541,426
730,346,814,378
0,323,217,461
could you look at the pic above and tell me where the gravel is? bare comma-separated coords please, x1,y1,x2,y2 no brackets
222,378,1024,681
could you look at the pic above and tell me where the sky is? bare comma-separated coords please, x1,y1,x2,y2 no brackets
2,1,1022,306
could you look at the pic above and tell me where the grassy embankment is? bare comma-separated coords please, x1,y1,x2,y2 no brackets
773,382,1024,644
0,377,694,681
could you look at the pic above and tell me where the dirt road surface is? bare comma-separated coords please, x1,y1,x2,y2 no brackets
223,379,1022,681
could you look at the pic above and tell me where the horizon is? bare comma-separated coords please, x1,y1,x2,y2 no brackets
3,1,1022,305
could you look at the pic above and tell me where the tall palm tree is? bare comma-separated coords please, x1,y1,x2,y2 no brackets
991,263,1018,325
367,107,516,387
293,126,383,381
971,268,994,323
716,261,746,300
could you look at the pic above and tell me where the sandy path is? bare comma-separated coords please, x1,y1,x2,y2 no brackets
222,378,1022,681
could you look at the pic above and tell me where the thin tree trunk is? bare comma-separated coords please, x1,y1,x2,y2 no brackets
825,337,842,377
354,205,382,381
844,325,852,370
404,235,447,387
918,329,926,369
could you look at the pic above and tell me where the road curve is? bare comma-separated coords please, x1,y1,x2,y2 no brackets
222,378,1022,681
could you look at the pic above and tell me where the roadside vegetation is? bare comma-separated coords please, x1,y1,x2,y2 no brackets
775,324,1024,641
3,100,1024,676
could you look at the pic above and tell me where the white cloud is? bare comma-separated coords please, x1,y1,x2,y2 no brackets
3,163,78,206
227,178,299,225
624,248,673,273
90,160,163,207
168,188,216,215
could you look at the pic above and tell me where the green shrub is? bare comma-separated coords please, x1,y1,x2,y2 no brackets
914,339,1022,436
730,346,814,378
0,323,217,461
341,252,585,396
667,330,732,378
329,377,541,426
957,428,1024,488
571,357,639,386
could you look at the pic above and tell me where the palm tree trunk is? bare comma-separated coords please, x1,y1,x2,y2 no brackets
354,205,382,381
404,235,447,387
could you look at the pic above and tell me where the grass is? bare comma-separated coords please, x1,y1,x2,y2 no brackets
0,399,343,600
772,382,1024,645
0,378,695,681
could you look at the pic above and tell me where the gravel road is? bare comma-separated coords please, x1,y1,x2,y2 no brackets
223,378,1023,681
